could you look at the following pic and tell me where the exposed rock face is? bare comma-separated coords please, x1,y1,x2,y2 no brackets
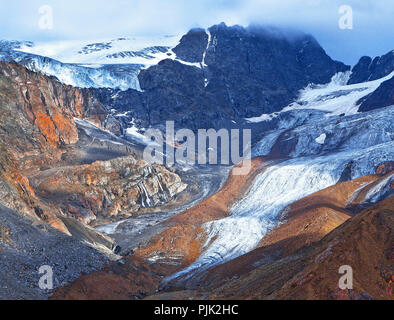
32,157,187,224
172,28,209,63
0,62,111,169
203,24,348,112
0,204,109,299
0,61,107,231
0,60,190,301
0,61,186,232
348,56,375,84
92,24,349,131
348,50,394,84
358,76,394,112
337,161,354,183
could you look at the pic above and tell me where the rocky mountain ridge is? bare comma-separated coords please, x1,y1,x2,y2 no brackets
0,61,187,242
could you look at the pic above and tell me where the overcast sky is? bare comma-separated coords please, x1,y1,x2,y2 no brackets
1,0,393,64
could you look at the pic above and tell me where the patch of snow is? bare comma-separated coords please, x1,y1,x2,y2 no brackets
201,30,211,68
9,52,143,91
125,125,151,145
160,49,204,69
315,133,327,145
16,35,183,65
364,173,394,203
246,71,394,123
96,220,125,234
174,58,203,69
114,111,130,117
247,113,276,123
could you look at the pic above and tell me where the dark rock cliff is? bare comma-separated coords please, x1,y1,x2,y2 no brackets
92,24,349,131
348,50,394,85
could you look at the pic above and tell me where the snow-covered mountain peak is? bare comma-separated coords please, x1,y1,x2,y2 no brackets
15,35,182,66
0,35,186,91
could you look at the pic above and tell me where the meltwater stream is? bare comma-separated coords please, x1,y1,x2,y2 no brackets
165,141,394,283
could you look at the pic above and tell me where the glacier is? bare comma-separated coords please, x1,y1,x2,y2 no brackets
0,36,185,91
15,36,182,65
165,104,394,283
